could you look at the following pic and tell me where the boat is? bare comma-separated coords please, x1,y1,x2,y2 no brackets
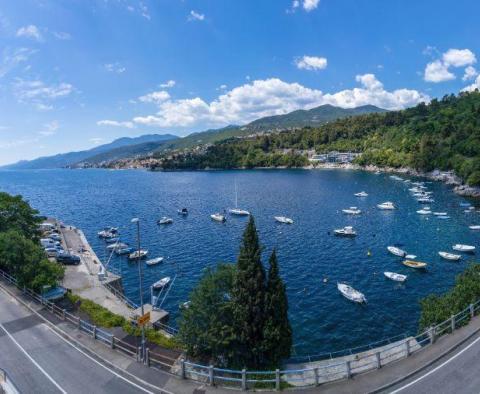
469,225,480,230
337,283,367,303
274,216,294,224
405,254,417,260
98,227,119,238
128,249,148,260
153,276,171,290
389,175,403,181
433,212,447,216
417,198,434,203
146,257,164,266
180,301,191,309
403,260,427,269
354,191,368,197
177,208,188,215
342,207,362,215
377,201,395,210
157,217,173,225
211,213,226,222
460,202,472,207
229,180,250,216
115,247,135,255
334,226,357,237
438,251,461,261
387,246,407,257
384,272,407,282
106,242,128,250
437,215,450,219
417,208,432,215
452,244,476,253
105,237,120,244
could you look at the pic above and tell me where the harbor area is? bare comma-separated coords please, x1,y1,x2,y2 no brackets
49,218,169,327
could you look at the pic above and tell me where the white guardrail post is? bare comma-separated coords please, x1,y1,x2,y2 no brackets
241,368,247,391
275,369,280,391
314,367,320,385
375,352,381,369
345,360,352,379
451,314,456,332
208,365,214,386
470,303,475,318
405,339,411,357
180,359,186,379
428,326,436,344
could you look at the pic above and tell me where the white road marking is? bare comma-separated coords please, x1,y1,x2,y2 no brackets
390,334,480,393
0,322,67,394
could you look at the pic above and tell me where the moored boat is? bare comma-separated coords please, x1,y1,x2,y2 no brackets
211,213,226,222
342,207,362,215
275,216,294,224
128,249,148,260
384,272,407,282
229,208,250,216
157,217,173,225
146,257,164,266
337,283,367,303
153,276,171,290
438,251,461,261
354,191,368,197
403,260,427,269
377,201,395,210
334,226,357,237
452,244,476,253
177,208,188,215
469,225,480,230
387,246,407,257
106,242,128,250
115,247,134,255
433,212,447,216
417,208,432,215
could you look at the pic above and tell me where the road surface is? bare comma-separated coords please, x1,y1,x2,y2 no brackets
0,287,161,394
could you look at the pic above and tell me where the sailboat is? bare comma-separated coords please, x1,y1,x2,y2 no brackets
229,180,250,216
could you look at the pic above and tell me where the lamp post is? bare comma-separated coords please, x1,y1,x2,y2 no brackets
131,217,146,362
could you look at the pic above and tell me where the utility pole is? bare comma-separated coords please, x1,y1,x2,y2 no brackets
131,217,146,362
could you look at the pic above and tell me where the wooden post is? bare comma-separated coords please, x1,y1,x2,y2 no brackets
345,360,351,379
405,339,411,357
180,359,186,379
314,367,320,386
209,365,214,386
241,369,247,391
375,352,381,369
451,314,456,332
470,304,475,318
275,369,280,391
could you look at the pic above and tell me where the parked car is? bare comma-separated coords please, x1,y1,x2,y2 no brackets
44,247,59,258
57,253,80,265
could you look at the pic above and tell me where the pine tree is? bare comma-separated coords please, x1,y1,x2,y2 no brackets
231,215,266,368
263,249,292,366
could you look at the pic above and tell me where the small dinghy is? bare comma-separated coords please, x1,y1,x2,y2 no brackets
275,216,294,224
128,249,148,260
146,257,164,266
354,191,368,197
469,225,480,230
107,242,128,250
342,207,362,215
384,272,407,282
438,251,461,261
157,217,173,225
437,215,450,220
334,226,357,237
417,198,434,203
337,283,367,303
403,260,427,269
433,212,447,216
377,201,395,210
211,213,226,222
387,246,407,257
153,276,171,290
417,208,432,215
177,208,188,215
405,254,417,259
452,244,476,253
229,208,250,216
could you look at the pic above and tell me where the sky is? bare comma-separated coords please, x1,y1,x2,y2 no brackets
0,0,479,165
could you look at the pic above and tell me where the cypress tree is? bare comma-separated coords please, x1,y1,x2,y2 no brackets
232,216,266,368
263,249,292,365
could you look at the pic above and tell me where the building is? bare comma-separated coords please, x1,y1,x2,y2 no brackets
309,151,361,163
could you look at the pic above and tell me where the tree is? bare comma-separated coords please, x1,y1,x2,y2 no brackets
231,216,266,368
0,192,42,240
263,249,292,366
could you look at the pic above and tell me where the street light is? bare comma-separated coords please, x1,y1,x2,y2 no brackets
131,217,146,362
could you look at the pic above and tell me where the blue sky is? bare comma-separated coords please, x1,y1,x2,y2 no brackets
0,0,479,165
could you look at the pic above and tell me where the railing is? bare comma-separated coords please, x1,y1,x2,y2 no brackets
0,368,20,394
1,267,480,391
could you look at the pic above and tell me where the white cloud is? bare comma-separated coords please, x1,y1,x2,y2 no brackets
424,60,455,82
424,48,477,83
462,75,480,92
442,49,476,67
188,10,205,21
130,75,428,129
303,0,320,11
53,31,71,40
97,120,136,129
89,137,104,145
295,55,327,71
38,120,59,136
138,90,170,104
16,25,43,41
160,80,176,88
0,47,36,78
13,79,74,109
463,66,478,81
0,138,40,149
139,2,150,20
104,62,126,74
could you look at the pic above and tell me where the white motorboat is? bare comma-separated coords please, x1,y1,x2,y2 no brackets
437,215,450,219
153,276,171,290
334,226,357,237
337,283,367,303
177,208,188,216
211,213,226,222
146,257,164,266
452,244,476,253
405,254,417,260
417,208,432,215
417,198,434,203
387,246,407,257
229,180,250,216
384,272,407,282
275,216,294,224
106,242,128,250
342,206,361,215
157,217,173,225
354,191,368,197
389,175,403,181
438,251,461,261
433,212,447,216
377,201,395,210
128,249,148,260
98,227,119,238
469,225,480,230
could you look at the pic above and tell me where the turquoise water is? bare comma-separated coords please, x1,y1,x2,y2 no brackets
0,168,478,356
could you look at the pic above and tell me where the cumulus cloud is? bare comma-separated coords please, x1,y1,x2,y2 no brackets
424,48,477,83
303,0,320,11
138,90,170,104
295,55,327,71
188,10,205,21
129,75,428,129
160,80,176,88
97,120,135,128
462,66,478,81
13,79,74,110
104,62,126,73
16,25,43,41
462,75,480,92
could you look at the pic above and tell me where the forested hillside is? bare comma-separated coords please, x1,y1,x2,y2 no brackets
157,91,480,186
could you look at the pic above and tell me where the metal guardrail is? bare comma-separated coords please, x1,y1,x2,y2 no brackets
1,267,480,391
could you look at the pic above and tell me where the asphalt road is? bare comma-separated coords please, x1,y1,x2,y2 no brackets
0,287,157,394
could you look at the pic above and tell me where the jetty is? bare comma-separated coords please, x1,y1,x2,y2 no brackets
52,219,169,327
